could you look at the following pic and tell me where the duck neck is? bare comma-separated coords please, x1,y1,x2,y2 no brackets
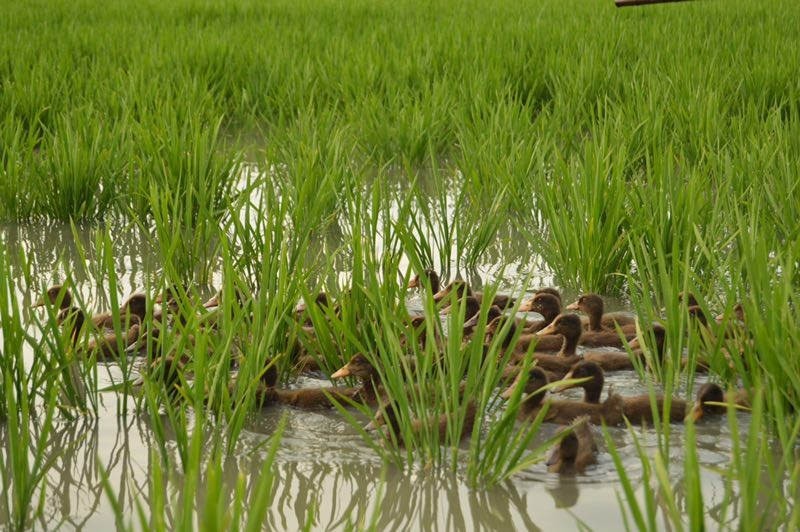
559,331,580,356
588,307,603,331
522,390,546,412
584,378,602,404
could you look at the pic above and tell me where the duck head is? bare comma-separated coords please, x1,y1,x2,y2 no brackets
554,361,605,403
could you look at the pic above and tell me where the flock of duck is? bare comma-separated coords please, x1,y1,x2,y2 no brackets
31,269,750,475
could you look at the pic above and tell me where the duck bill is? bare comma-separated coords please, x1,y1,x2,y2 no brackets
203,295,220,309
31,297,46,308
517,299,534,312
565,301,580,311
463,313,480,329
499,382,518,400
407,276,420,289
545,447,561,467
688,404,704,422
628,337,641,350
330,365,352,380
432,287,449,303
536,322,558,337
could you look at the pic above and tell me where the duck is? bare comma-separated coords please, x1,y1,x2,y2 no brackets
500,367,624,426
627,323,716,374
688,382,750,421
462,304,503,338
555,361,689,424
432,279,515,309
61,307,142,360
534,287,563,303
34,285,145,331
545,416,598,474
92,293,149,331
530,314,588,356
401,315,445,353
33,285,73,312
294,292,339,326
407,269,441,294
627,323,666,362
441,295,481,324
249,358,362,409
516,293,562,333
566,293,637,333
485,312,566,354
330,353,386,405
678,291,700,308
365,400,477,448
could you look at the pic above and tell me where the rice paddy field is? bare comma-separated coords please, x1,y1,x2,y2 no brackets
2,0,800,529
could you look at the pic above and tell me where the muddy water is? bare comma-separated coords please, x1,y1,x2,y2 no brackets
0,220,751,531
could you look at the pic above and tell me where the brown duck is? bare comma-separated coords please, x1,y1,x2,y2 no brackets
253,359,361,409
556,361,689,424
365,400,478,448
688,382,750,421
545,416,598,474
61,307,141,360
516,293,563,333
500,367,624,426
432,279,515,309
566,293,635,332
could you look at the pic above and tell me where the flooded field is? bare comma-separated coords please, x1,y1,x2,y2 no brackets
0,220,756,531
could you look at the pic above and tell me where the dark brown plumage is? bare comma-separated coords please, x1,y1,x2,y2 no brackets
566,293,637,333
557,361,688,424
366,400,477,448
546,416,598,474
500,367,624,426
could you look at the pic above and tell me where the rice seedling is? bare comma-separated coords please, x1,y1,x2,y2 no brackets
1,0,800,528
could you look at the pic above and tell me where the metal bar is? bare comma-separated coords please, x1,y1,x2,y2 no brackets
615,0,693,7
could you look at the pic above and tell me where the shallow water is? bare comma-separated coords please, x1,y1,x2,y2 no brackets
0,217,754,530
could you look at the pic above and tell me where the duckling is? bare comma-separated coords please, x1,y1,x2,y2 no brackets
486,313,567,354
627,323,666,362
566,293,637,333
462,305,503,338
33,284,73,311
678,292,700,308
531,313,585,356
401,315,445,352
34,285,144,332
500,367,624,426
556,361,687,424
441,295,481,323
330,353,385,405
433,279,515,309
534,287,563,303
294,292,337,326
516,293,562,333
62,307,142,361
365,400,477,448
407,269,441,294
688,382,750,421
251,357,361,409
545,416,598,474
92,293,149,331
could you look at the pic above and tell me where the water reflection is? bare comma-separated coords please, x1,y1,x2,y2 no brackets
0,191,765,530
0,394,754,531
